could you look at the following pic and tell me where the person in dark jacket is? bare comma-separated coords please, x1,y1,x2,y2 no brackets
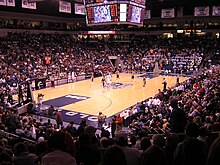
170,98,187,133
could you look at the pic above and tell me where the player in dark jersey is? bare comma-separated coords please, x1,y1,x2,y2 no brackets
143,77,146,88
116,70,120,81
101,75,106,88
131,71,135,82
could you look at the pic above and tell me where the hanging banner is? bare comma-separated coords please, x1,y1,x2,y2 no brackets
0,0,16,7
75,3,85,15
194,6,209,16
59,0,71,13
0,0,7,6
22,0,37,9
212,6,220,16
161,8,175,18
7,0,15,7
144,10,151,19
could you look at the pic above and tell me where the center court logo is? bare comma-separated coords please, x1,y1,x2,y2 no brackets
108,82,133,89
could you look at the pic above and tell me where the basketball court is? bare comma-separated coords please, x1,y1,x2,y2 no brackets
32,73,188,126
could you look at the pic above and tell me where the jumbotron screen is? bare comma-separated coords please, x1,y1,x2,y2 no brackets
86,4,118,24
127,4,145,24
85,0,146,26
85,0,146,5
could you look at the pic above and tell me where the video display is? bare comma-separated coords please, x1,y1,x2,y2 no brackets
131,6,141,23
94,5,112,23
85,1,145,26
127,4,144,25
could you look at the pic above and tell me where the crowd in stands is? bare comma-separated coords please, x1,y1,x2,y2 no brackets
0,32,220,165
121,65,220,135
1,32,216,105
1,33,219,83
118,34,219,74
0,105,220,165
0,32,113,78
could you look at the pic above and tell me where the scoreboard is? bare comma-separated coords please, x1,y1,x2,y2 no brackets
86,0,146,5
85,0,146,26
127,4,145,24
87,4,118,24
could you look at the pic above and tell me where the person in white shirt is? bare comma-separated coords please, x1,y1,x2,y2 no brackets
67,72,72,83
72,71,76,82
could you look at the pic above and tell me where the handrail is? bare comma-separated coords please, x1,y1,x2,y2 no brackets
0,129,36,144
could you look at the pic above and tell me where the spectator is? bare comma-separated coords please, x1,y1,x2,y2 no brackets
47,105,54,116
77,118,87,136
170,98,187,133
206,136,220,165
173,123,208,165
141,145,168,165
115,130,141,165
42,131,77,165
75,133,101,165
101,145,127,165
66,121,77,138
140,137,151,152
54,110,63,129
13,142,37,165
111,116,116,138
97,112,105,129
116,114,123,132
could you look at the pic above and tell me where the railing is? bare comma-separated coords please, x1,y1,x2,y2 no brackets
0,129,36,144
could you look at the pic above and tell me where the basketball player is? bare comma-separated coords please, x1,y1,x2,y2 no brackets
101,75,106,88
106,74,111,88
116,70,120,81
143,77,146,88
176,75,180,84
108,72,112,83
91,72,94,84
131,71,135,82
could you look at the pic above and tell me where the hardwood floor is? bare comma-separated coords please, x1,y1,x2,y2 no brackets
32,74,188,117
